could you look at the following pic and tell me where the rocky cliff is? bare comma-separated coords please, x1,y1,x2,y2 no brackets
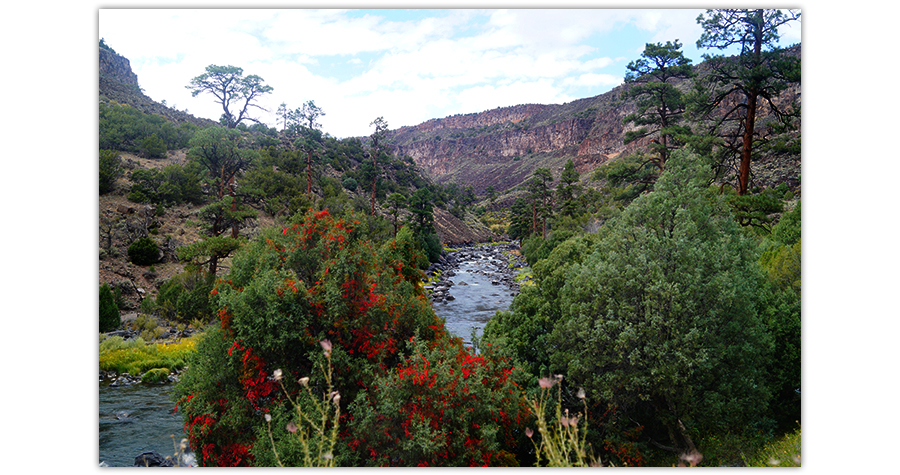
100,46,139,86
387,87,646,196
99,47,216,128
383,45,801,197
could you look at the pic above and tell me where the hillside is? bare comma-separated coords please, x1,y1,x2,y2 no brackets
100,47,217,128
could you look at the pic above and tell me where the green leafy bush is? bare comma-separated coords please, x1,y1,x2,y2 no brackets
553,152,774,449
128,237,160,265
100,102,197,152
346,336,526,467
99,150,121,195
99,283,121,332
127,163,204,206
175,209,524,466
341,176,358,192
141,133,167,158
155,271,215,323
142,367,171,384
488,152,782,463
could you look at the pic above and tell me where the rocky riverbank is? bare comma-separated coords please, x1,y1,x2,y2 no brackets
424,242,528,304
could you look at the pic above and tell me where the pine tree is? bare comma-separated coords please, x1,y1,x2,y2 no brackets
692,9,801,195
622,40,694,171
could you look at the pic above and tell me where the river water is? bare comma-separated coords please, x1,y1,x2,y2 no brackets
98,245,518,466
431,249,517,347
98,381,186,467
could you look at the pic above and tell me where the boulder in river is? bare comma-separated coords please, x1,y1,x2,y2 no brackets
134,451,174,467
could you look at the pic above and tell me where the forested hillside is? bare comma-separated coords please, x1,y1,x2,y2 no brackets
99,9,800,467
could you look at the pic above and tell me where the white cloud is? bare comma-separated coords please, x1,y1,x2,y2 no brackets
563,73,622,88
99,7,801,138
456,79,572,112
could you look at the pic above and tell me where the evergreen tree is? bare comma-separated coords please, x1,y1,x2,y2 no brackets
186,65,273,129
622,40,694,171
185,127,258,275
141,132,167,158
507,197,532,241
555,159,581,217
385,192,407,237
527,168,554,238
99,150,121,195
485,185,496,210
99,283,121,332
692,9,801,195
368,117,389,214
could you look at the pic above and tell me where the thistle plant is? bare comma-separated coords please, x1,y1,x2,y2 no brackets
525,375,600,467
264,340,341,467
167,435,197,467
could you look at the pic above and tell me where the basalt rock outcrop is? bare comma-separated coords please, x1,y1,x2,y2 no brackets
99,47,217,128
387,88,645,196
381,45,801,198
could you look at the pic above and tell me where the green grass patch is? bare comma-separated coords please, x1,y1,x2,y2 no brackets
141,368,171,384
695,427,800,467
100,334,198,376
513,267,534,286
743,427,800,467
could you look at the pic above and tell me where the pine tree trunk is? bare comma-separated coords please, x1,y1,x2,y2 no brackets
738,11,765,196
371,155,378,215
307,150,313,196
738,92,757,196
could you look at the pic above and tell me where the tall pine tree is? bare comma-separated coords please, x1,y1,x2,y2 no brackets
691,9,801,195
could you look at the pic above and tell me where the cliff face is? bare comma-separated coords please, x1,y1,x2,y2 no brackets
386,84,652,195
100,47,139,86
99,47,217,128
383,45,801,197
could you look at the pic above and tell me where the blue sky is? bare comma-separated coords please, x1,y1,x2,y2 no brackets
99,7,801,139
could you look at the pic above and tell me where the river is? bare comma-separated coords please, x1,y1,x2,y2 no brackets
430,245,519,347
98,381,187,466
98,244,522,466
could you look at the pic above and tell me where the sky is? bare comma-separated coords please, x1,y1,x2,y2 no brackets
98,7,801,139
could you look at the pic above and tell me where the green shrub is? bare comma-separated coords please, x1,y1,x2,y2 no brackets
140,327,165,341
127,188,151,203
418,232,443,264
100,335,125,352
488,152,778,462
142,133,167,158
142,367,171,384
341,176,358,192
131,313,158,332
99,150,121,195
100,283,121,332
156,271,215,323
174,209,519,467
128,237,160,265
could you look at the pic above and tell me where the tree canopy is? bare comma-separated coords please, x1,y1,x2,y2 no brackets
187,65,273,129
